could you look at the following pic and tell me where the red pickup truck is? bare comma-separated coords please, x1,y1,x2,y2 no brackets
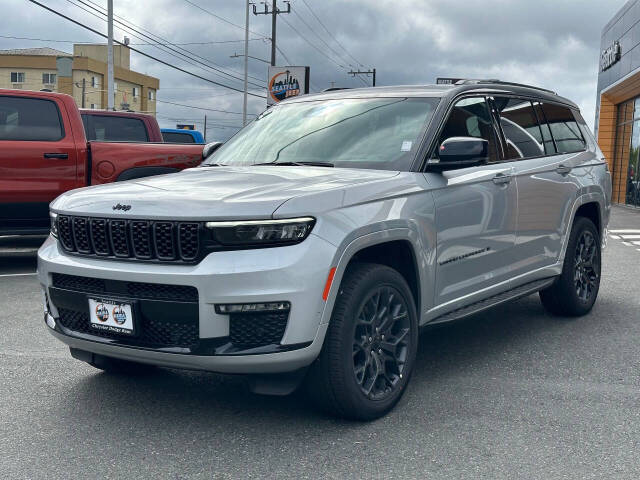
80,109,164,142
0,89,205,235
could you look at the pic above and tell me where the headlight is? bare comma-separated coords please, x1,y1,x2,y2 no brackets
205,217,315,247
50,212,58,238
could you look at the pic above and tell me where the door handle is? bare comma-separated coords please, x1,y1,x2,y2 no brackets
44,153,68,159
556,164,572,175
492,173,512,185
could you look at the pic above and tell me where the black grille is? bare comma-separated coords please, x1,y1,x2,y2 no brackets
52,273,105,294
58,215,74,251
131,221,152,259
72,217,91,253
90,219,109,255
56,215,203,263
57,308,199,349
51,273,198,303
154,222,175,260
229,312,288,349
178,223,199,261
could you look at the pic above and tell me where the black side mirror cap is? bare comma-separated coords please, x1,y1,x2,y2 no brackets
428,136,489,171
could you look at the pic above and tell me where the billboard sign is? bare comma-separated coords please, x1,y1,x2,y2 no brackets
267,66,310,105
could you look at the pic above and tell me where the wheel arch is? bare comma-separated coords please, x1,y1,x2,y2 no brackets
319,228,428,327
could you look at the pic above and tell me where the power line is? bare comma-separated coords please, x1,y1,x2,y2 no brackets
279,15,348,70
26,0,267,98
0,33,265,45
182,0,269,39
155,98,259,116
300,0,364,67
290,6,355,68
74,0,266,87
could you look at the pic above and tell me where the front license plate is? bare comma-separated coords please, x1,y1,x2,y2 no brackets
88,298,135,336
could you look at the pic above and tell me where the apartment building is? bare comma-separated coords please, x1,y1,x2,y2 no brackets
0,44,158,115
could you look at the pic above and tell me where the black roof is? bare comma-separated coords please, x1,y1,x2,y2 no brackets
288,80,578,109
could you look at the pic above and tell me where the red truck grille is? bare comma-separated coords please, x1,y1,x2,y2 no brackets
56,215,201,263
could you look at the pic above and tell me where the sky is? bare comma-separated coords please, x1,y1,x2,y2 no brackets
1,0,630,141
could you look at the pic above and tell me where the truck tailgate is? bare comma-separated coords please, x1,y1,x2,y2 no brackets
88,141,204,184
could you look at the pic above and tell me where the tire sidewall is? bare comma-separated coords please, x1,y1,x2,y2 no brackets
333,265,419,418
562,217,601,311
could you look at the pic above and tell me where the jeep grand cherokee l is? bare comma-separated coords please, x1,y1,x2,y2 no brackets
38,80,612,420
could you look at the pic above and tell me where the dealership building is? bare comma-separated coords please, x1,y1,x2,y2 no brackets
596,0,640,207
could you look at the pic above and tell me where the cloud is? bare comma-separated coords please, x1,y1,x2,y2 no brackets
3,0,628,138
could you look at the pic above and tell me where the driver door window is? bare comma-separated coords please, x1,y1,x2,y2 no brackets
438,97,498,162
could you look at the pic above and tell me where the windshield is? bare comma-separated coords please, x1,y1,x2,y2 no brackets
204,97,439,171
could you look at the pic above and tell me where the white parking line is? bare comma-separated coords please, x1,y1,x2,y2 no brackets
618,235,640,240
609,229,640,233
0,272,37,277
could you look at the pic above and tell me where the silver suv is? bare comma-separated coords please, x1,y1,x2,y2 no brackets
38,80,612,420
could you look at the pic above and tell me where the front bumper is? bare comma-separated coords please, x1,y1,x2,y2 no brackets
38,234,337,374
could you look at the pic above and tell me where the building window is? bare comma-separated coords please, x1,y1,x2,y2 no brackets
148,90,155,101
42,73,57,84
90,103,96,109
113,82,118,92
91,76,98,88
132,87,139,97
11,72,25,83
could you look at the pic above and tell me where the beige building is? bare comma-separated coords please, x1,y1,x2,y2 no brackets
0,44,158,115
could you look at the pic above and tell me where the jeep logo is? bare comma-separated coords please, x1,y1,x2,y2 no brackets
112,203,131,211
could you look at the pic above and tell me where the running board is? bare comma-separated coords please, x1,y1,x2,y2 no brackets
428,277,556,325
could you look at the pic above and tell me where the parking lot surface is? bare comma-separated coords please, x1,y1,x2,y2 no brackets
1,206,640,479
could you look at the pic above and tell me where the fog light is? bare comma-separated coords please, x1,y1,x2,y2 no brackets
215,302,290,314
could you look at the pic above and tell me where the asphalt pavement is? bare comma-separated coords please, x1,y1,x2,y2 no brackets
1,206,640,479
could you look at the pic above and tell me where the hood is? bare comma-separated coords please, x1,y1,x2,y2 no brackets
51,166,400,219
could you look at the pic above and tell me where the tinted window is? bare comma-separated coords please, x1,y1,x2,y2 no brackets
438,97,498,162
86,115,148,142
494,97,544,159
532,102,556,154
0,96,63,141
163,132,195,143
540,103,585,154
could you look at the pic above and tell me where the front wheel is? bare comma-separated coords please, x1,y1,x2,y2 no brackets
306,263,419,420
540,216,601,317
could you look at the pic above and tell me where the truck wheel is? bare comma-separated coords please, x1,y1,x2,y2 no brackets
306,263,418,420
540,217,601,317
70,348,155,375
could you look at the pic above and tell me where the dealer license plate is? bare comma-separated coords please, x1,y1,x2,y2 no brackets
88,298,135,335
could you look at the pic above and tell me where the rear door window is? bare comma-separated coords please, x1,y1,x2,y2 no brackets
0,96,64,141
494,97,544,159
162,131,195,143
86,115,149,142
540,103,585,154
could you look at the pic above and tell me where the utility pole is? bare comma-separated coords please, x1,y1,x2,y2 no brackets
243,0,250,126
107,0,114,110
348,68,377,87
204,115,207,142
253,0,290,66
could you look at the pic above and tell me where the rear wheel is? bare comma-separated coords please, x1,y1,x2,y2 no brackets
540,216,601,316
306,263,419,420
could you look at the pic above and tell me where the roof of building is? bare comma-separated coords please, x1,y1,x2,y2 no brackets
0,47,72,57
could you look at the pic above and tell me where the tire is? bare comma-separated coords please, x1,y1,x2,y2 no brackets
540,216,601,317
70,348,155,375
306,262,419,420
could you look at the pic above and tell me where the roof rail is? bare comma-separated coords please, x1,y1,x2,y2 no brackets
454,79,556,95
322,87,352,92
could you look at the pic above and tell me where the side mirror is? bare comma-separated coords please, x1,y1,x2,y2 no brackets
202,141,223,159
429,136,489,170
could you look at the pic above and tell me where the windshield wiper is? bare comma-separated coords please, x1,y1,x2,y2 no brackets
253,161,334,167
200,163,222,167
